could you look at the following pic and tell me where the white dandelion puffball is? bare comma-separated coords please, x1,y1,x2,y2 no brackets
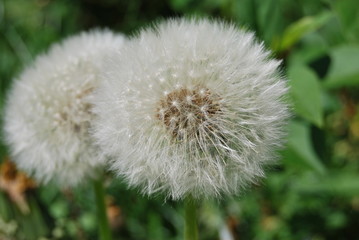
93,19,289,200
4,30,125,187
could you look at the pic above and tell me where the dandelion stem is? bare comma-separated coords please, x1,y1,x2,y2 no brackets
184,198,199,240
93,177,112,240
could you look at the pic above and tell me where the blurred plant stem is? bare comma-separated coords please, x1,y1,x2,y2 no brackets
93,177,112,240
184,198,198,240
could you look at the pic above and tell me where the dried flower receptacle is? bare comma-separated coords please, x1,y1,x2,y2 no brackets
156,85,222,140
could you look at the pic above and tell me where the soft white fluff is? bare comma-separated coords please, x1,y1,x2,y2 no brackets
93,19,290,200
4,30,125,187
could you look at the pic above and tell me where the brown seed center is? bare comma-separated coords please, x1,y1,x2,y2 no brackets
53,86,94,132
156,85,221,139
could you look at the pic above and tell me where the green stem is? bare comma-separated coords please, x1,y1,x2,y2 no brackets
93,177,112,240
184,198,199,240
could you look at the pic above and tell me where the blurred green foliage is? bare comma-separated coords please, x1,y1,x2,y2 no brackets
1,0,359,239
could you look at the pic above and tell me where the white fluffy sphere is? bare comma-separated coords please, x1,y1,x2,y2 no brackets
4,30,125,187
93,19,289,200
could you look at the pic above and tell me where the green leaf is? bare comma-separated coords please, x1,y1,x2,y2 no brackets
276,11,332,52
332,0,359,41
169,0,192,11
288,63,323,127
282,121,325,174
13,196,49,240
325,45,359,88
288,32,329,64
294,172,359,196
147,211,165,240
0,192,11,221
256,0,284,45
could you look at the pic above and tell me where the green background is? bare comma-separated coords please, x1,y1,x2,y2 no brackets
1,0,359,239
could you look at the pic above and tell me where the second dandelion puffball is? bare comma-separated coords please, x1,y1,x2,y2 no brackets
92,19,290,200
4,30,125,187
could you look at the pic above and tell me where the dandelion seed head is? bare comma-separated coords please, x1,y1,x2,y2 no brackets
4,30,125,187
92,19,290,199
